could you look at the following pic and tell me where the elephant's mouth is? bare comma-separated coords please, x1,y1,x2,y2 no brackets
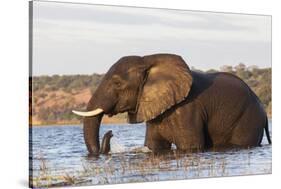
108,102,133,117
107,103,118,117
108,113,115,117
108,109,125,117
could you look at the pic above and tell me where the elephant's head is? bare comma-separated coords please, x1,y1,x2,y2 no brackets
73,54,193,155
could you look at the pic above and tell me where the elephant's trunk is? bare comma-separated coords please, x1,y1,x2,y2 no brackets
83,113,103,155
73,77,117,155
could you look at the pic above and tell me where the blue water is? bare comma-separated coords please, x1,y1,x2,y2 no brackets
30,121,272,187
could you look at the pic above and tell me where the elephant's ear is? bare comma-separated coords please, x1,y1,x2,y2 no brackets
128,54,193,123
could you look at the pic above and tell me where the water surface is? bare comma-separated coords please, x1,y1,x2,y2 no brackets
30,121,272,187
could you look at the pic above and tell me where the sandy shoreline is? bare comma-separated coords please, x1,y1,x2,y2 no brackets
30,120,127,127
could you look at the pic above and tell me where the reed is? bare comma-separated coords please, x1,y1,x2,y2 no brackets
31,150,272,187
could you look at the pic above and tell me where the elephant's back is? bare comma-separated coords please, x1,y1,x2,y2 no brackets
194,71,265,129
208,72,258,102
190,71,257,104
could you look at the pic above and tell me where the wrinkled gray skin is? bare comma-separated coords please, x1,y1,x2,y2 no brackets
77,54,271,156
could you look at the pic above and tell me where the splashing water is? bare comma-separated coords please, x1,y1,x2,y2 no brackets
110,137,126,153
110,137,151,153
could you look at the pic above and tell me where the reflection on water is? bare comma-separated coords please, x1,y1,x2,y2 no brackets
30,122,272,187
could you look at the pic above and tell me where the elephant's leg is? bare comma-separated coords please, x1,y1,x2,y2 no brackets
174,131,205,152
168,105,205,152
144,124,171,152
229,103,266,147
145,138,171,152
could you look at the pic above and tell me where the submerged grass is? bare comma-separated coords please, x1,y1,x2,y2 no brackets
31,150,272,188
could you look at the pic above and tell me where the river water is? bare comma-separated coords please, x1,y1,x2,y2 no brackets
30,121,272,187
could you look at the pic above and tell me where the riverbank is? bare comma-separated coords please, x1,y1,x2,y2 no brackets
31,115,127,126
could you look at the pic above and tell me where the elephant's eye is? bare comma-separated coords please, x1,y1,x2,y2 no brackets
113,80,122,87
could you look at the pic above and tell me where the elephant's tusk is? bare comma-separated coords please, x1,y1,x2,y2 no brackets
72,108,104,117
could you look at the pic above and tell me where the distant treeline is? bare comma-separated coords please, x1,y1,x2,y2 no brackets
32,73,104,94
30,64,271,125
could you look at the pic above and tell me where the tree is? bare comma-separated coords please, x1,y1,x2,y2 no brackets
247,65,259,71
206,69,218,73
234,63,246,72
220,65,233,73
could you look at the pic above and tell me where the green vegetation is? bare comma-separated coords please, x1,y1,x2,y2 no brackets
30,64,271,125
32,73,104,94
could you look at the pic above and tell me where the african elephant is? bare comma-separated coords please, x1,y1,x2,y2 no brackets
73,54,271,155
